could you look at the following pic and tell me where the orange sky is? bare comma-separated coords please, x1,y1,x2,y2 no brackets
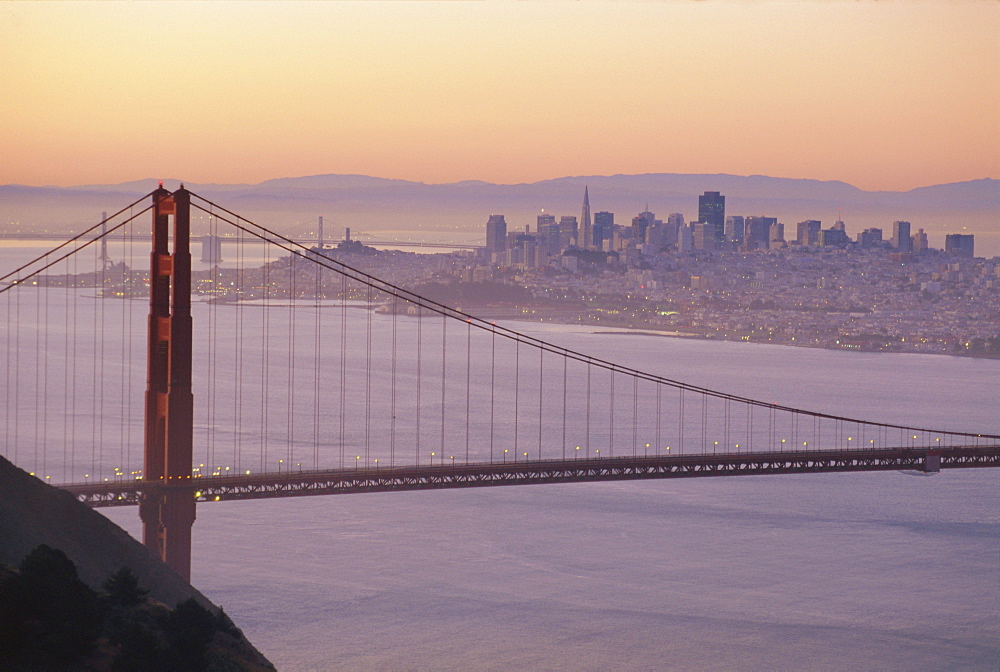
1,1,997,191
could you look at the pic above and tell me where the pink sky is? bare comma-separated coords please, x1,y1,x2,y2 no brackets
1,1,997,191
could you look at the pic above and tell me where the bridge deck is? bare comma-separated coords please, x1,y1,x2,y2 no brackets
63,445,1000,508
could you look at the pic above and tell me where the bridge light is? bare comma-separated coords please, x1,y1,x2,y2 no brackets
246,470,251,475
214,496,220,501
195,491,202,497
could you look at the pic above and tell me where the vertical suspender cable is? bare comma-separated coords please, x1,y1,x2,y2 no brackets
98,233,107,478
586,361,591,458
339,273,347,469
678,388,685,454
313,248,322,469
64,241,73,481
465,320,471,464
288,253,297,469
41,248,49,478
632,375,637,457
261,241,270,472
490,326,495,463
235,226,244,472
561,351,567,460
340,273,347,468
537,347,543,461
609,367,614,457
365,284,372,467
391,295,397,467
514,338,520,460
416,305,422,465
655,382,661,455
13,271,20,465
440,311,446,464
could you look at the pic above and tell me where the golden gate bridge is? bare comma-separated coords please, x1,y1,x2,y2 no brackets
2,186,997,581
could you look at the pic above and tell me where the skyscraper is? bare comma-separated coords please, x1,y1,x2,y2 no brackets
945,234,975,257
593,211,614,251
485,215,507,260
558,216,577,250
725,215,745,245
892,221,912,252
698,191,726,244
796,220,821,246
665,213,684,249
537,212,556,229
580,186,592,249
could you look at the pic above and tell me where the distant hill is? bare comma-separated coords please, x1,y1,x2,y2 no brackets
2,173,997,255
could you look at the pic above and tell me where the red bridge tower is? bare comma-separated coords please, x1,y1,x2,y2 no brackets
139,185,196,581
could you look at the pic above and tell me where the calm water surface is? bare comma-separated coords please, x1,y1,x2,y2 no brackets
3,245,997,670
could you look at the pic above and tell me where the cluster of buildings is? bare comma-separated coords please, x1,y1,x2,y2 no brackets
462,187,996,356
483,188,977,270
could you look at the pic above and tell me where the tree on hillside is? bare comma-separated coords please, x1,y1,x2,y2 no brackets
0,544,102,668
104,566,149,607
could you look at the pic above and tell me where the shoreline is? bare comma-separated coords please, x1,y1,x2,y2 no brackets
497,317,1000,361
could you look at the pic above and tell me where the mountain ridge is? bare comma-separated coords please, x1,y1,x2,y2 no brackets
2,172,997,255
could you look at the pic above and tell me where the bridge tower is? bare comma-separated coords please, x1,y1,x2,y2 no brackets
139,185,196,581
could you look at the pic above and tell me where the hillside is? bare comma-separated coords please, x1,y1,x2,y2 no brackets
0,454,274,669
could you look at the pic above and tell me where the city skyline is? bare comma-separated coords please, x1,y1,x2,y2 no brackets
2,2,997,191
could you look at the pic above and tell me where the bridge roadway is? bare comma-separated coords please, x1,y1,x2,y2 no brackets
64,445,1000,508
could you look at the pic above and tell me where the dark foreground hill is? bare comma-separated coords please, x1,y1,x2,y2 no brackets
0,454,274,670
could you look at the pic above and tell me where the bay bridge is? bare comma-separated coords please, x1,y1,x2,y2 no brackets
2,185,997,581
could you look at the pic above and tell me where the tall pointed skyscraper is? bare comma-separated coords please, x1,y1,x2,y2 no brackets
580,186,592,249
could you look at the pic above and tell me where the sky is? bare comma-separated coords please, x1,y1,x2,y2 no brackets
1,1,997,191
